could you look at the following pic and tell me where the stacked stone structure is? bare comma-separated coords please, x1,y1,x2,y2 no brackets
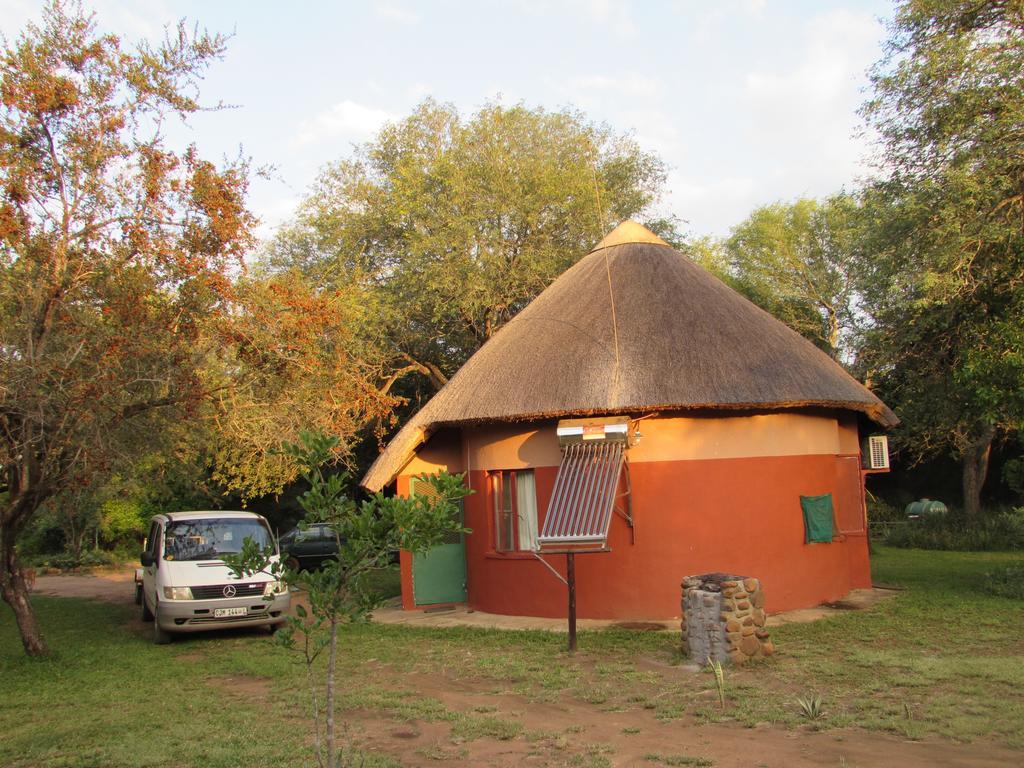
681,573,774,665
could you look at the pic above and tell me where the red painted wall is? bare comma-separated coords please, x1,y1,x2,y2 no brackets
401,451,871,618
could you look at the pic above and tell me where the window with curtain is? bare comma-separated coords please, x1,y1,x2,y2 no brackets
490,469,538,553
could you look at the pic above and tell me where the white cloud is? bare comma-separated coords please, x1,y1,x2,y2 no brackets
93,0,174,44
732,8,884,206
249,191,302,241
375,4,421,25
512,0,637,38
570,0,637,37
407,82,434,101
0,0,37,39
1,0,173,42
290,100,398,149
673,0,768,38
666,172,758,234
567,73,662,99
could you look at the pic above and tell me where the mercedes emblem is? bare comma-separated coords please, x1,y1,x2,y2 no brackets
222,584,237,598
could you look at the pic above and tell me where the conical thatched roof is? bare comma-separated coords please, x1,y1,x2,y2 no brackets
362,221,896,491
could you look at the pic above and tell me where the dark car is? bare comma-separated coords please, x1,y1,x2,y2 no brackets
279,524,338,572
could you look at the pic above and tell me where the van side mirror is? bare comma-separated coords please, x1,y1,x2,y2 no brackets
140,552,155,567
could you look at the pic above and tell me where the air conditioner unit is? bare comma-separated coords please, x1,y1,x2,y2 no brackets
862,435,890,470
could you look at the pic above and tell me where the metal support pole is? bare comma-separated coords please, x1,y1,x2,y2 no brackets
567,552,577,653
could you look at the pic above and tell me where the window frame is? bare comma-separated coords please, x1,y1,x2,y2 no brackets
487,468,537,555
146,521,161,559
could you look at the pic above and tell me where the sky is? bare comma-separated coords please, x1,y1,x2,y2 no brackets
1,0,896,242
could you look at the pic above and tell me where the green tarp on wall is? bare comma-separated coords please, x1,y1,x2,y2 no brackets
800,494,834,544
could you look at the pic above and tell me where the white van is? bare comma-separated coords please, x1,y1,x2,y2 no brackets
139,511,289,644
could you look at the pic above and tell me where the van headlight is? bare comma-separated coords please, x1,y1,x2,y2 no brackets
263,580,287,596
162,586,193,600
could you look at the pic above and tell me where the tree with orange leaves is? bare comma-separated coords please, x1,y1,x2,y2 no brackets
0,3,396,656
0,1,253,656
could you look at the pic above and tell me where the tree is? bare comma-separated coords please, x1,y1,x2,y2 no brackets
226,431,470,768
263,99,678,394
0,3,399,656
725,197,861,360
858,0,1024,519
0,1,255,655
206,273,400,500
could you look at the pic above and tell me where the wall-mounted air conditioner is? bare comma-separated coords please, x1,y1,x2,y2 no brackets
862,435,890,470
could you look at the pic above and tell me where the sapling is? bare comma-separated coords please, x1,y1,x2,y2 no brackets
225,430,470,768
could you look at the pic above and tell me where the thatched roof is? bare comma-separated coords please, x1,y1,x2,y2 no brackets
362,221,896,491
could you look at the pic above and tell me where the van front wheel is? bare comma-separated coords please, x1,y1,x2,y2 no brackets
153,603,173,645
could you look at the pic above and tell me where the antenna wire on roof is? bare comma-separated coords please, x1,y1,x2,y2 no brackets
591,161,621,382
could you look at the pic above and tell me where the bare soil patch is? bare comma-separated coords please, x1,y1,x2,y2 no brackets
32,568,135,604
347,671,1023,767
205,674,273,700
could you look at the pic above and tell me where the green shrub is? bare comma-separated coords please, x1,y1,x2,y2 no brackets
1004,457,1024,501
981,564,1024,599
98,498,146,546
867,497,904,523
37,549,117,571
885,507,1024,551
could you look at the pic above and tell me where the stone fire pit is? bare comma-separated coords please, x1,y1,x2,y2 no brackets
680,572,774,665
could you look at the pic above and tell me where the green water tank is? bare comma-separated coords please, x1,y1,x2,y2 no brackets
905,499,948,519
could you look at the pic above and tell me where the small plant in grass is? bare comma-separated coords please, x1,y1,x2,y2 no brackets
417,744,468,761
707,658,726,708
225,430,470,768
644,754,714,766
796,694,825,720
450,714,522,742
569,756,613,768
622,726,641,735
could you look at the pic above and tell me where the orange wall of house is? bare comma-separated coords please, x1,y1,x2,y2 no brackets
396,413,872,618
401,428,464,478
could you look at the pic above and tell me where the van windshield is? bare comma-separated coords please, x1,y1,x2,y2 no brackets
163,518,274,562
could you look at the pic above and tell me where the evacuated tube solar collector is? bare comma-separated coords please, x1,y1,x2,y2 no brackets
536,416,632,650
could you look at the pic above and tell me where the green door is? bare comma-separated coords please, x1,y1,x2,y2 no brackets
411,478,468,605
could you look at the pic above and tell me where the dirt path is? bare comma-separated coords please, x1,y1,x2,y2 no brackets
32,568,136,603
34,572,1023,767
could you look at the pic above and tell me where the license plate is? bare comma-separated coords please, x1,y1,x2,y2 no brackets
214,607,248,618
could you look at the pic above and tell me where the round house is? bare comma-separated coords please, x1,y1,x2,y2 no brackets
362,222,896,620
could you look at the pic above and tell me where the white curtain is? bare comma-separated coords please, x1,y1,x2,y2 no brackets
516,470,538,551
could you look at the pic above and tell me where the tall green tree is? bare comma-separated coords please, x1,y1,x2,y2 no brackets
263,99,677,393
725,196,861,360
858,0,1024,519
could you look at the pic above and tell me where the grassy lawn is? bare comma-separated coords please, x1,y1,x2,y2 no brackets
2,548,1023,767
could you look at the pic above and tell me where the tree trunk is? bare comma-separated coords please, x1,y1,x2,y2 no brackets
0,536,49,656
826,306,840,359
961,422,996,521
325,615,337,767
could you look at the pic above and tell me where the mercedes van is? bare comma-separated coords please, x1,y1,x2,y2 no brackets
139,511,289,644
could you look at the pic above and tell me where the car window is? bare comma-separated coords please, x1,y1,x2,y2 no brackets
147,521,161,558
163,518,272,561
